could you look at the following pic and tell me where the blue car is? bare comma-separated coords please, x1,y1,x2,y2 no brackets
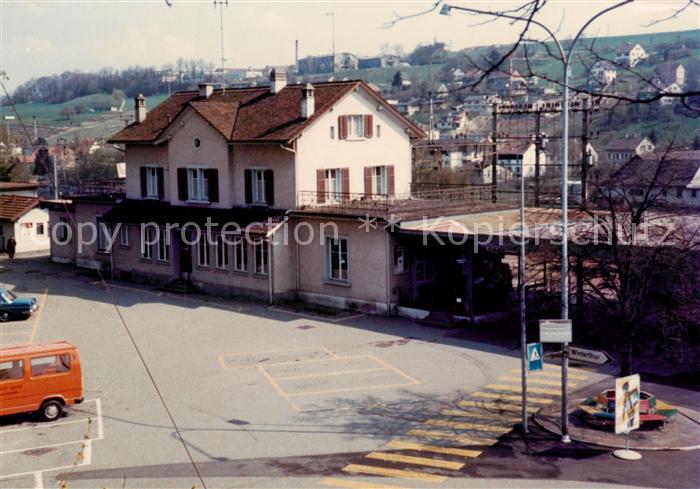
0,289,38,322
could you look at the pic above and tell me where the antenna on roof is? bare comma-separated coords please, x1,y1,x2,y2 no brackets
214,0,229,93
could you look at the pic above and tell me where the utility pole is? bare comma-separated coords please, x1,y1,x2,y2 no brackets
519,149,528,433
325,12,335,72
32,116,38,144
581,96,590,208
428,92,434,142
534,110,541,207
214,0,228,91
491,103,498,203
52,154,59,199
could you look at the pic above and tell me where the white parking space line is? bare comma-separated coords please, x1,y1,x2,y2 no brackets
0,418,88,435
33,472,43,489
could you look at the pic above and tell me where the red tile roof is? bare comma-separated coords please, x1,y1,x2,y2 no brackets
0,195,40,221
109,80,425,144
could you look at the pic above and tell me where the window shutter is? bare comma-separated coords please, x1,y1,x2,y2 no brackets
177,168,188,201
264,170,274,206
364,167,372,197
341,168,350,202
244,169,253,204
316,169,326,204
207,169,219,202
156,168,164,199
338,116,347,140
140,167,147,198
387,165,395,197
364,115,373,138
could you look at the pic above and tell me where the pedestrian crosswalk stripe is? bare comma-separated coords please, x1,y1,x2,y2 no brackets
498,375,577,387
406,429,499,446
457,400,539,413
440,409,520,422
319,477,409,489
424,419,512,434
385,440,482,458
343,464,447,483
471,392,553,404
366,452,464,470
512,368,588,380
486,383,561,396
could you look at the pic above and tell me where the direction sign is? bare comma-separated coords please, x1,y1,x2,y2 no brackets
539,319,572,343
527,343,543,372
615,374,641,435
569,345,614,365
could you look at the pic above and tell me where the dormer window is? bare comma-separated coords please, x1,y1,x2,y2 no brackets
193,137,201,149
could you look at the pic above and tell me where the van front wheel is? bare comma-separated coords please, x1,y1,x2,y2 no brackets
40,400,64,421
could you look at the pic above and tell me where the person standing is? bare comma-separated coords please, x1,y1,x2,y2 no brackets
6,236,16,260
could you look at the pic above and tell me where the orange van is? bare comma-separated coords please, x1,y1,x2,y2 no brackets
0,341,83,421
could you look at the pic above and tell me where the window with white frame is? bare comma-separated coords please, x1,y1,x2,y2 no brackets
119,224,129,247
145,166,159,198
233,239,247,272
96,217,109,252
141,227,154,259
325,169,343,202
187,168,209,202
157,228,169,261
36,223,45,235
325,237,348,282
371,166,388,196
394,246,406,274
253,239,268,275
197,236,210,267
215,235,228,269
251,169,266,204
348,115,365,138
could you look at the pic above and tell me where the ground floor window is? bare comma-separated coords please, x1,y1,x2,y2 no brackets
120,224,129,247
96,217,109,252
141,227,154,259
215,235,228,269
36,223,45,236
325,237,349,282
157,228,169,262
253,239,268,275
233,239,246,272
197,236,210,267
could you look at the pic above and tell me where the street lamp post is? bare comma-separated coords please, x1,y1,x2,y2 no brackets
440,0,633,442
325,11,336,72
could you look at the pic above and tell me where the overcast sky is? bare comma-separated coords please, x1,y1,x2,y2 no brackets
1,0,698,92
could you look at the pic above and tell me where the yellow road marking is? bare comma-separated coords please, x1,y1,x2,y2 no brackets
220,347,334,369
323,347,340,358
285,381,419,397
342,464,446,483
406,430,499,446
274,367,387,381
471,392,553,404
386,440,482,458
424,419,512,433
486,384,561,396
499,376,577,387
28,289,48,343
367,355,421,385
440,409,520,422
319,477,408,489
512,368,588,380
366,452,464,470
457,400,539,413
257,366,289,398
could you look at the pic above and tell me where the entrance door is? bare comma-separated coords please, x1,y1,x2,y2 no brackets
177,234,192,280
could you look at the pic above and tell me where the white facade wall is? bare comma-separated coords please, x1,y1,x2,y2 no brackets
295,90,413,200
11,207,50,253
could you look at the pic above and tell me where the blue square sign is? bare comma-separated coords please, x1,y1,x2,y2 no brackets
527,342,543,372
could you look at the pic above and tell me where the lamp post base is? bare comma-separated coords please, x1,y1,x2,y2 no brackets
561,434,571,444
613,449,642,460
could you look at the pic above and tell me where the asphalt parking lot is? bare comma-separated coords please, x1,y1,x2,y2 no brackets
1,256,697,489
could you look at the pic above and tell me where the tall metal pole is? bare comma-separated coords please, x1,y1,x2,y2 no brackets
52,154,59,199
581,96,590,208
519,152,528,433
491,103,498,203
534,110,541,207
325,11,336,72
214,1,228,91
560,63,571,444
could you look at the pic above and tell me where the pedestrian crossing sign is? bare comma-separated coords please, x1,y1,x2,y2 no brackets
527,342,543,372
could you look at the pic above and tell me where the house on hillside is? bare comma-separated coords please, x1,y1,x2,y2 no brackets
0,195,49,253
603,136,655,166
654,63,685,89
297,53,359,75
615,42,648,68
589,60,617,86
358,55,401,69
497,142,546,179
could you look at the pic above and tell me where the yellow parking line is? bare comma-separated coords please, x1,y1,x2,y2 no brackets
486,384,561,396
386,440,482,458
257,366,289,398
406,430,499,446
499,376,577,387
457,400,539,413
323,347,341,358
440,409,520,422
28,289,48,343
424,419,512,434
512,368,587,380
285,382,418,398
367,355,421,385
273,368,387,381
343,464,446,483
366,452,464,470
471,392,553,404
319,477,408,489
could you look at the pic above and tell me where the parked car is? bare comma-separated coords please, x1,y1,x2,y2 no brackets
0,289,38,322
